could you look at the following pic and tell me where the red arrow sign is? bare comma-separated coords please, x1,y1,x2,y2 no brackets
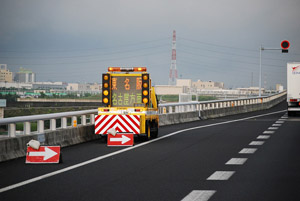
26,146,61,164
107,133,134,146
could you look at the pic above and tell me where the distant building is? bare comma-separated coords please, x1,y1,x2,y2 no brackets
32,82,67,90
14,67,36,83
276,84,284,92
67,83,79,91
236,87,264,94
192,80,224,90
0,64,13,82
155,85,183,95
67,83,101,93
0,82,32,89
176,79,192,87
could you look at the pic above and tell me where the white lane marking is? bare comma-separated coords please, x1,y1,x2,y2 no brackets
249,141,265,145
268,127,278,130
207,171,235,180
0,109,286,193
281,116,288,119
257,135,270,139
181,190,216,201
263,131,275,134
276,121,284,124
272,124,281,127
278,119,286,121
239,148,257,154
225,158,247,165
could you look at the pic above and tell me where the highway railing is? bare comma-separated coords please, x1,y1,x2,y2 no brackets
158,91,286,114
0,91,286,138
0,109,97,137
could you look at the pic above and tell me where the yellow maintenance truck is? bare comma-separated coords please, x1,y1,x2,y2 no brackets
95,67,159,139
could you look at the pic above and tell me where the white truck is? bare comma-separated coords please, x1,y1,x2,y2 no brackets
287,62,300,116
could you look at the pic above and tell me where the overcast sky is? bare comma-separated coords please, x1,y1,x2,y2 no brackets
1,0,300,89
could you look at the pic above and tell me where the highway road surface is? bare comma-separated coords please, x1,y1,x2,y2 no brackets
1,101,300,201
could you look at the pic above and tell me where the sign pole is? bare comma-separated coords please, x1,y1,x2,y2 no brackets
258,40,289,97
259,45,262,97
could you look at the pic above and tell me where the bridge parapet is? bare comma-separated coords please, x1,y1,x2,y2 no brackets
0,91,286,162
0,92,286,137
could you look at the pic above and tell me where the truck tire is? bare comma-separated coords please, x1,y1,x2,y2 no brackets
150,121,158,139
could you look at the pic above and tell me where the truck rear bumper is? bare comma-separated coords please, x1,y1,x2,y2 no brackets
288,107,300,111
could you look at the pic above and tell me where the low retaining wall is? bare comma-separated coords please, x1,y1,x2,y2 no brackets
159,96,286,126
0,125,101,162
0,97,286,162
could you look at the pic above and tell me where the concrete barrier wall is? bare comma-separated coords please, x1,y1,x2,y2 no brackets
0,125,101,162
0,96,286,162
159,96,286,126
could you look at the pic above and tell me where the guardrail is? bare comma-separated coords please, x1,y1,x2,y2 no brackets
158,91,286,114
0,110,97,137
0,91,286,138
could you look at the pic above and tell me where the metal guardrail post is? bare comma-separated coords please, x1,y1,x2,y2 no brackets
169,106,172,113
37,120,44,133
62,117,67,128
8,123,16,137
24,122,30,135
81,115,86,126
50,119,56,131
90,114,95,124
72,116,77,127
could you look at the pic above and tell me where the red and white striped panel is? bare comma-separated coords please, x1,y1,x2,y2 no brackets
95,115,140,135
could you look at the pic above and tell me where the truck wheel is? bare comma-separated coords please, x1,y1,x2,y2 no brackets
150,121,158,139
288,111,295,116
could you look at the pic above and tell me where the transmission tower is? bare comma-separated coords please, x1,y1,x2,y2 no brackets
168,30,178,85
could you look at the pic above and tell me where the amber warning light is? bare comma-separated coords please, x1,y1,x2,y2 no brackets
108,67,147,72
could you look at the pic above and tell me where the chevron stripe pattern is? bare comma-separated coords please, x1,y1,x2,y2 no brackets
95,115,140,134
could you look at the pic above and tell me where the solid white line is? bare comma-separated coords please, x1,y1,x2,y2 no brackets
272,124,281,127
181,190,216,201
249,141,265,145
263,131,275,134
276,121,284,124
225,158,247,165
239,148,257,154
0,109,286,193
268,127,278,130
257,135,270,139
207,171,235,180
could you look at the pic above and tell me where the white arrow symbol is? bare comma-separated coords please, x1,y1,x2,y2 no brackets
29,147,58,160
110,135,131,144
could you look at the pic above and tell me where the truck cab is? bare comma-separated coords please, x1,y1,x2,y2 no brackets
95,67,159,139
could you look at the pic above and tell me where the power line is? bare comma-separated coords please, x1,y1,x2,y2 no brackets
0,44,170,59
0,37,171,53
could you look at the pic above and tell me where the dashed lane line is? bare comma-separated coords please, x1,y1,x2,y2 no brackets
181,190,216,201
207,171,235,180
249,141,265,145
239,148,257,154
0,109,286,193
225,158,248,165
257,135,270,139
263,131,275,134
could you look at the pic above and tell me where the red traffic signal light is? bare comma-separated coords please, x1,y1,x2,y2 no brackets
281,40,290,49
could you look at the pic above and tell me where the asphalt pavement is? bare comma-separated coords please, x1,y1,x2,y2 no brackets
1,101,300,201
